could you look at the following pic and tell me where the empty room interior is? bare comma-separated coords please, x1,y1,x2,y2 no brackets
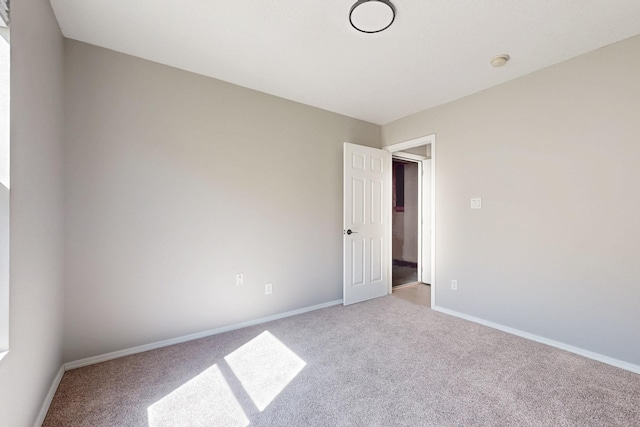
1,0,640,426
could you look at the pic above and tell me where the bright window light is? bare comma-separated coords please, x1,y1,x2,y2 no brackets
147,330,305,425
147,364,249,427
225,331,306,412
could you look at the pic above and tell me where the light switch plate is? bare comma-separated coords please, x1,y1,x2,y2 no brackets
470,198,482,209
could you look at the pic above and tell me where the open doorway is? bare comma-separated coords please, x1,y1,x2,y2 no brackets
385,135,435,308
392,159,419,287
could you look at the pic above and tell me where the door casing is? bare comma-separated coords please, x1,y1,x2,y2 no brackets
384,134,436,308
391,153,430,286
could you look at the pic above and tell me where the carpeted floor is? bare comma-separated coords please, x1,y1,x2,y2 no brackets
43,296,640,426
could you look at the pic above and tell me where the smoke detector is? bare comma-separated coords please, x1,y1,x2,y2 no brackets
490,54,510,68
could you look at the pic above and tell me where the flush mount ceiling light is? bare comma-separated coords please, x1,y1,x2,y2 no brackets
350,0,396,34
490,54,511,68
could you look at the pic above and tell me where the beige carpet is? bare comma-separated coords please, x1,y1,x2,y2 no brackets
44,296,640,426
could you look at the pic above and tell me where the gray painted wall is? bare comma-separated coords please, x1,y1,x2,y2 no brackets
383,35,640,365
402,145,429,158
63,40,381,362
392,162,419,264
0,0,65,425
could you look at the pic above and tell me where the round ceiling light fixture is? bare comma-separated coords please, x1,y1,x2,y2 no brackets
490,54,511,68
349,0,396,34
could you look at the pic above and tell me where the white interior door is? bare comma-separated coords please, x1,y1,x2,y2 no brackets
343,143,391,305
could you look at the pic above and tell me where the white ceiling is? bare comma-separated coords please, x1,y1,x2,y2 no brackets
50,0,640,125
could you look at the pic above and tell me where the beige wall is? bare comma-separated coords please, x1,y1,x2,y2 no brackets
392,210,404,261
63,40,381,362
392,162,419,264
401,145,429,158
383,35,640,365
0,0,65,425
403,163,419,263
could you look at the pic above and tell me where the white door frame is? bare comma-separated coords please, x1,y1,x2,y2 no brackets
384,134,436,308
391,153,427,284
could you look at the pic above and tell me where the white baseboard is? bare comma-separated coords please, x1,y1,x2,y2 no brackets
432,305,640,375
34,364,64,427
65,299,343,371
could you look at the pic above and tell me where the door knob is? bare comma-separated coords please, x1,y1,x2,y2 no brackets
346,229,358,235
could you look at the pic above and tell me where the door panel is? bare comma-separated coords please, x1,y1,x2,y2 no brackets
351,238,365,286
343,143,391,305
370,237,383,282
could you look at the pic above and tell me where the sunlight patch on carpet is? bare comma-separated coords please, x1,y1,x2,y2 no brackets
225,330,306,411
147,364,249,427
